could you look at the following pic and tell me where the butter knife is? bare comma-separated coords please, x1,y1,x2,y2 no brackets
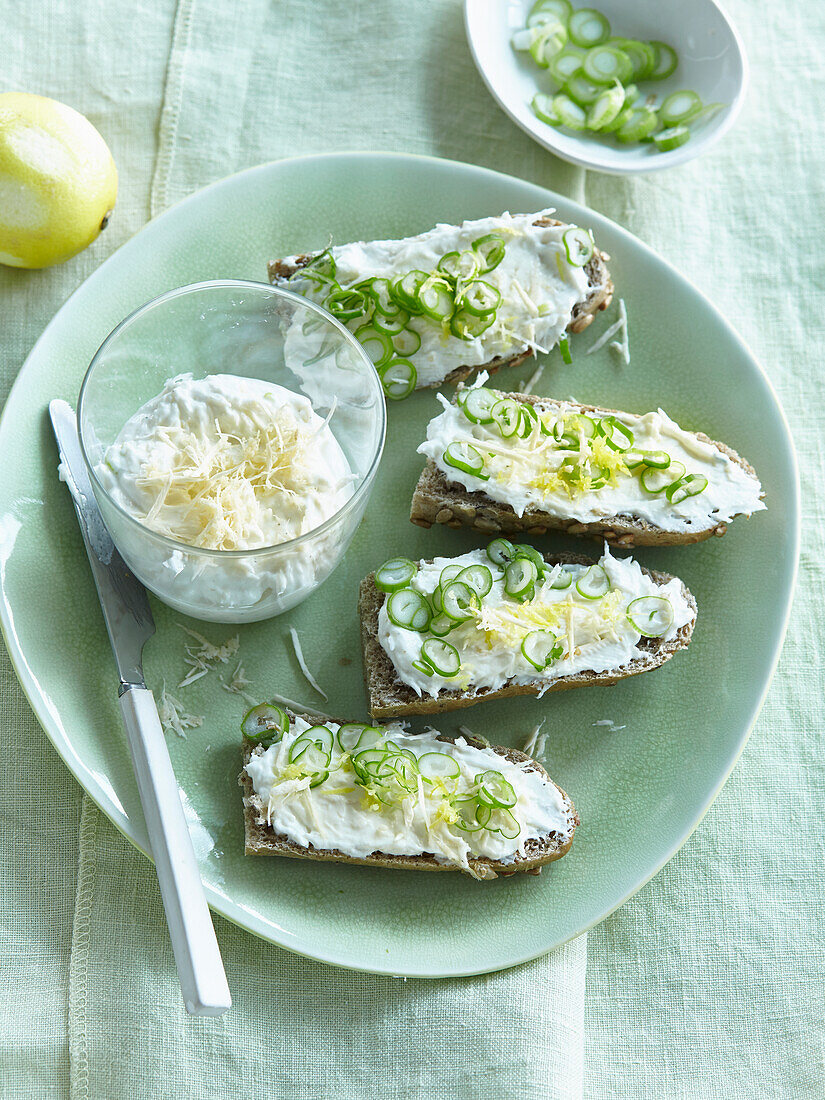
49,399,231,1017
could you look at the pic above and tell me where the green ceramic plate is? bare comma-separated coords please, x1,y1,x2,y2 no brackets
0,153,798,977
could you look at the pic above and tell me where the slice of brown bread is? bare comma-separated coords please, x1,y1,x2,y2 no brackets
410,392,763,547
267,216,613,388
359,552,696,718
239,723,578,880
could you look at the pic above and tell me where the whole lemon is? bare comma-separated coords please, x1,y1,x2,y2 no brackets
0,92,117,269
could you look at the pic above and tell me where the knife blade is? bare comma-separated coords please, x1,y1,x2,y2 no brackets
49,399,231,1016
49,398,153,688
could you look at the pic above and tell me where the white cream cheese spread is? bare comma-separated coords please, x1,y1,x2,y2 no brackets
283,210,595,386
418,379,765,533
244,717,575,874
93,373,355,619
377,545,694,698
97,373,354,550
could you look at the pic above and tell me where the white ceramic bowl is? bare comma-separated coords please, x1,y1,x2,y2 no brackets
464,0,748,174
78,281,386,623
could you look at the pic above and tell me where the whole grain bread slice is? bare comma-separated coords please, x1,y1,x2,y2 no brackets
410,391,764,547
267,216,613,388
359,552,696,719
239,723,578,880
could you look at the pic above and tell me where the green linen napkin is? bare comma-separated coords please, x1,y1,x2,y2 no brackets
1,1,824,1098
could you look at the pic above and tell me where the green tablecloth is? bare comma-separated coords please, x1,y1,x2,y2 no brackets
1,2,822,1097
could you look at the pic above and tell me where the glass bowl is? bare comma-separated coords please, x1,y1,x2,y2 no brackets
78,280,386,623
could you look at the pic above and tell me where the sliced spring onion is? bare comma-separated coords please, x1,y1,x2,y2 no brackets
386,587,431,632
641,450,670,469
439,564,464,587
453,797,485,833
513,543,546,577
325,286,366,322
660,89,702,126
623,449,646,470
372,309,410,336
626,595,674,637
582,45,632,84
471,233,506,273
439,249,481,282
442,440,489,479
459,563,493,598
653,125,691,152
548,46,585,84
462,386,498,424
648,40,678,80
550,566,574,589
596,415,634,451
392,326,421,356
558,334,572,363
563,226,594,266
302,249,336,281
354,324,393,368
552,92,588,129
368,278,404,318
521,629,563,670
640,460,686,494
391,269,428,313
563,72,604,105
420,638,461,678
563,412,597,438
613,38,654,80
450,309,495,341
379,358,417,400
575,563,609,599
532,92,560,126
568,7,610,47
241,703,289,746
487,537,516,566
529,19,568,67
336,723,383,754
666,473,709,503
599,103,634,134
417,751,461,784
441,580,479,622
491,397,523,438
459,279,501,317
615,105,658,143
476,803,522,839
375,557,417,593
528,0,572,26
428,612,455,638
587,82,625,129
417,277,454,321
475,770,518,809
504,557,538,601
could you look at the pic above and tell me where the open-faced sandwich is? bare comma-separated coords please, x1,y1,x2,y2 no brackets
359,542,696,718
268,210,612,398
239,707,578,880
411,378,765,546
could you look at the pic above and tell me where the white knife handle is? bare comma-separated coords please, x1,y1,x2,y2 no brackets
119,685,231,1016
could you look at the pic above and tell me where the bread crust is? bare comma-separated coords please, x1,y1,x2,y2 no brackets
239,725,579,880
410,392,763,547
359,552,696,718
267,216,613,388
